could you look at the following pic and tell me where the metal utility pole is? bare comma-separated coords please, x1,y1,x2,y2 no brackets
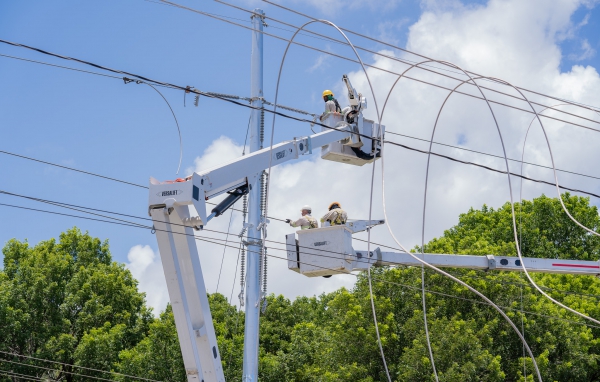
242,8,264,382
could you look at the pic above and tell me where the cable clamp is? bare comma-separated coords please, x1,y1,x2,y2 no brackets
243,239,263,247
256,219,270,231
122,77,142,85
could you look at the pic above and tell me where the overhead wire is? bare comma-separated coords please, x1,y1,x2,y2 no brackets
2,10,597,379
149,0,600,133
387,130,600,182
2,198,598,332
5,36,600,181
436,73,600,326
264,17,393,381
0,357,131,382
7,187,600,288
0,370,42,381
6,45,600,185
260,0,600,114
379,60,541,379
215,0,600,130
138,82,183,175
0,52,123,80
0,350,161,382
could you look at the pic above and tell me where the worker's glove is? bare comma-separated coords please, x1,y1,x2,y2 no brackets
285,219,291,223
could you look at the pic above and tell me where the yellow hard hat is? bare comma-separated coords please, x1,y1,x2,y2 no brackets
328,201,341,210
322,90,334,97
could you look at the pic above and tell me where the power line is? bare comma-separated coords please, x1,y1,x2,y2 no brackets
215,0,600,129
0,358,129,382
387,140,600,199
387,130,600,182
0,52,122,80
0,350,160,382
156,0,600,133
0,149,147,188
4,190,600,303
261,0,600,114
0,370,42,381
2,199,598,333
1,35,598,155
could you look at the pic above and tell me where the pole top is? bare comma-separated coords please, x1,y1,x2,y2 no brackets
252,8,265,15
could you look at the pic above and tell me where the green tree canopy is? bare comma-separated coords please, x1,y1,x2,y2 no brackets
0,228,152,382
4,194,600,381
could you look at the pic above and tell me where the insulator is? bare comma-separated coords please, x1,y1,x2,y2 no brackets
259,108,265,149
262,247,268,295
261,247,268,314
258,246,263,293
242,194,248,221
239,246,246,307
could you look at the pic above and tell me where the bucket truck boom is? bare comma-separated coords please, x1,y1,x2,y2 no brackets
148,75,384,382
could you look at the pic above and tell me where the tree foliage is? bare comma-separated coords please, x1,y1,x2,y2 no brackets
0,228,152,381
3,194,600,381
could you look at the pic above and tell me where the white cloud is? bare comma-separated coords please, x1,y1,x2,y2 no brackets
132,0,600,309
569,39,596,61
126,245,169,316
307,54,330,73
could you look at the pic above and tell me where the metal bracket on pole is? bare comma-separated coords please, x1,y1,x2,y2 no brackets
486,254,496,271
373,247,383,266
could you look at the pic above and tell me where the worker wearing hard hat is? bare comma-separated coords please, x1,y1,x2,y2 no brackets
320,202,347,226
286,205,318,230
322,90,342,117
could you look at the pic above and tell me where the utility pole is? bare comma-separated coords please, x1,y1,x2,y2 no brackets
242,8,264,382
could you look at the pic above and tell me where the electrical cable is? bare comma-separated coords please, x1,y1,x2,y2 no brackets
2,199,598,333
0,32,596,336
0,370,42,381
2,35,598,142
0,350,160,382
139,82,183,175
216,0,600,130
216,208,235,293
0,149,147,188
379,60,541,379
264,18,392,381
260,0,600,115
0,357,129,382
153,0,600,132
427,73,600,327
0,52,123,80
386,130,600,182
10,189,600,310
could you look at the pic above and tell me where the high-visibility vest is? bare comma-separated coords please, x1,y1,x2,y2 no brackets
305,216,318,229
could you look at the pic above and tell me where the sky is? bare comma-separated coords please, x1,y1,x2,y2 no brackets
1,0,600,315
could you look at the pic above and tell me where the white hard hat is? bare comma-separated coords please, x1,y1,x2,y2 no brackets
301,205,312,212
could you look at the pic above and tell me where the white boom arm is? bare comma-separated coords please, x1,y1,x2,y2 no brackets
285,226,600,277
148,122,381,382
150,206,225,381
355,250,600,275
149,126,351,227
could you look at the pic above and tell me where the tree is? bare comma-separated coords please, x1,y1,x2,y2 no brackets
0,228,152,381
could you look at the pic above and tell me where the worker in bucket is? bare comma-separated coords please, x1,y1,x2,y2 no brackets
286,205,318,230
321,90,342,118
320,202,347,226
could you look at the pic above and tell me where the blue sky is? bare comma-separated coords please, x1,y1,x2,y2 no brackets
1,0,600,309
